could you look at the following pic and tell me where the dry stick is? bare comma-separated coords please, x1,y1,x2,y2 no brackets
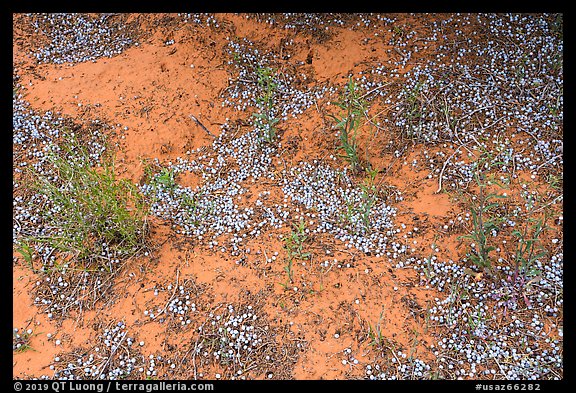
189,115,215,138
388,345,403,377
323,260,337,275
443,101,474,157
41,246,56,267
367,105,394,131
546,365,562,380
362,108,389,138
535,154,563,172
456,105,494,123
521,129,540,144
95,332,127,379
492,356,507,377
176,328,202,379
64,274,85,318
394,47,406,59
243,362,259,374
73,279,86,328
88,270,117,309
442,95,454,138
184,304,224,379
191,326,201,379
478,115,506,132
530,195,563,215
359,82,393,100
218,84,233,99
154,269,180,320
435,141,471,194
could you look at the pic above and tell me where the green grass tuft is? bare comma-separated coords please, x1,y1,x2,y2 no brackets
330,77,370,172
23,133,149,270
254,66,279,143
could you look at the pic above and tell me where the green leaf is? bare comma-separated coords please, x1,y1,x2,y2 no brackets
511,229,522,238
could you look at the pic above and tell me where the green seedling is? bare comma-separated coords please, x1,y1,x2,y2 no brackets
459,160,507,275
511,216,548,284
15,240,34,270
254,66,279,143
359,183,376,233
154,168,176,190
282,220,311,283
330,77,370,172
339,181,377,235
402,80,426,140
368,308,387,348
13,329,37,353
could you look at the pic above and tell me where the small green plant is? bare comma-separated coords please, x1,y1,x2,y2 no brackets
511,216,548,282
285,220,311,260
232,50,241,63
340,198,355,227
466,307,486,333
548,13,563,40
422,236,440,282
139,159,156,189
253,66,279,143
459,167,506,275
153,167,176,190
445,282,469,327
339,177,377,235
365,167,378,186
282,220,311,283
24,133,149,269
546,172,563,192
547,90,562,117
330,77,369,172
13,329,36,353
359,183,376,233
15,240,34,269
514,54,530,82
368,308,386,348
440,96,458,136
402,80,426,140
180,192,202,220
